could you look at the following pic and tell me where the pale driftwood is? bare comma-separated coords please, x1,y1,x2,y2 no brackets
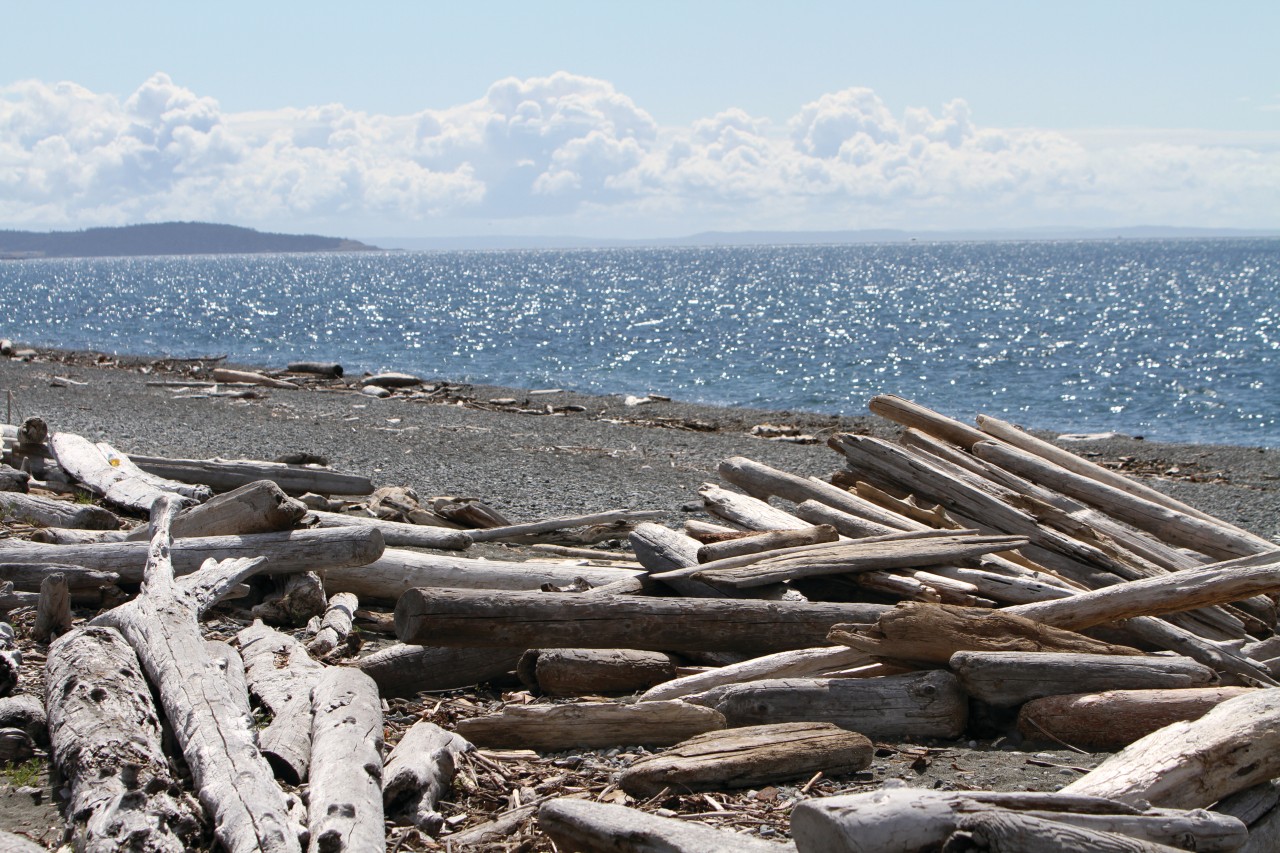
308,667,385,853
322,549,643,602
91,500,300,853
252,571,328,626
127,479,307,541
518,648,677,696
718,456,913,533
0,695,45,746
131,453,374,496
382,721,472,833
619,722,873,797
639,646,871,702
286,361,343,377
697,525,840,563
631,521,702,571
924,565,1075,604
530,543,641,562
95,442,214,502
950,650,1217,708
467,509,666,542
792,498,909,540
235,621,324,785
28,527,130,544
1019,687,1257,750
1065,688,1280,809
0,563,119,590
32,572,70,642
456,699,726,750
683,518,740,540
45,625,202,852
827,602,1141,667
0,491,120,529
211,367,300,389
206,640,253,725
309,510,472,550
306,591,357,657
869,393,991,450
699,482,818,531
538,798,794,853
1122,613,1280,686
395,588,887,653
442,804,538,848
0,623,18,696
0,526,385,582
362,372,422,388
49,432,191,512
357,644,523,698
0,830,46,852
690,671,967,739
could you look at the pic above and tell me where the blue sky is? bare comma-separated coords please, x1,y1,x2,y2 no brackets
2,1,1277,238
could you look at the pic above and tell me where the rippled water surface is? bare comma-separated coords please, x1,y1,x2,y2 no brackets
5,240,1278,446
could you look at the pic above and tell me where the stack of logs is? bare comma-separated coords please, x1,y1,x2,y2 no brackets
1,392,1279,852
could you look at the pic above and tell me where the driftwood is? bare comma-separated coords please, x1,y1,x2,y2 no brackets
0,492,120,529
868,393,991,451
94,442,214,502
28,527,129,544
1065,687,1280,809
395,588,887,653
210,367,300,389
0,623,18,696
49,432,194,512
0,695,46,747
619,722,873,797
235,621,325,784
308,667,385,853
362,372,422,388
0,563,119,591
689,671,968,739
455,700,727,750
32,572,70,642
697,525,840,563
286,361,344,378
950,650,1218,708
0,464,29,493
45,625,202,851
310,510,472,550
467,509,666,543
127,479,307,540
252,572,328,626
1019,687,1257,750
517,648,677,696
382,721,472,833
639,645,870,702
699,482,821,532
357,644,523,698
0,830,46,853
538,798,795,853
306,591,357,657
130,454,374,497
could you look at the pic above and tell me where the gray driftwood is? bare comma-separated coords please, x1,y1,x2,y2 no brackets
308,667,385,853
382,721,472,833
130,454,374,496
455,700,726,750
32,572,70,642
539,798,796,852
639,645,870,702
518,648,677,696
49,432,194,512
235,621,325,784
310,511,472,550
358,644,523,698
127,479,307,540
307,591,358,657
0,492,119,529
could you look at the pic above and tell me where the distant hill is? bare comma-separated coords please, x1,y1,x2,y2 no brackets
0,222,380,259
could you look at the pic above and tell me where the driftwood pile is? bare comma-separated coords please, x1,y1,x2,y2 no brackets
1,391,1280,851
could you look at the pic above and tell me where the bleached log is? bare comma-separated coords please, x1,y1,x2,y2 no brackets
0,830,46,852
309,510,473,550
211,367,300,389
0,623,18,696
924,565,1075,604
538,798,795,853
718,456,913,532
382,721,472,833
869,393,991,450
639,646,870,702
357,644,523,698
950,650,1217,708
49,432,193,512
0,491,120,529
467,509,666,542
619,722,873,797
518,648,677,696
0,464,29,492
688,671,968,739
306,591,357,657
206,640,253,724
94,442,214,502
362,372,421,388
130,453,374,496
1122,614,1280,686
1019,687,1257,750
697,525,840,563
0,695,45,746
308,667,385,853
45,625,202,852
455,699,726,750
252,571,328,626
395,587,887,653
1065,688,1280,809
235,621,324,784
699,482,818,531
631,521,702,571
32,572,70,642
0,563,119,590
127,479,307,541
0,526,385,582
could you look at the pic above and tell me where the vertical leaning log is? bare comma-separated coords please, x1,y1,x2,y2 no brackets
308,667,385,853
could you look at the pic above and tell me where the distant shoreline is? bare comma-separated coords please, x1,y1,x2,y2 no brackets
0,221,379,259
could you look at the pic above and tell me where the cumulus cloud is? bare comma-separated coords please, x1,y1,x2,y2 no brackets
0,71,1276,234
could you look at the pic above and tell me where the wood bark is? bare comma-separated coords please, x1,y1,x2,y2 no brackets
91,500,301,853
44,625,203,852
127,479,307,540
356,644,523,698
235,621,325,785
949,650,1217,708
697,525,840,563
309,510,472,550
518,648,677,696
1018,686,1257,751
130,453,374,497
690,671,969,739
49,432,193,512
455,699,726,750
1064,687,1280,809
0,492,120,529
32,572,70,642
538,797,795,853
308,667,385,853
382,721,472,833
619,722,873,797
395,588,887,653
306,591,358,657
639,646,870,702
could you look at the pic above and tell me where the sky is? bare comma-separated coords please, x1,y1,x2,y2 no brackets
2,1,1278,240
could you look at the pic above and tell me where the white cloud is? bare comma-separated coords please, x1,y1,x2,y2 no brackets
0,71,1277,234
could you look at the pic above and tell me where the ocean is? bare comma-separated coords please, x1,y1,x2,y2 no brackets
4,239,1278,447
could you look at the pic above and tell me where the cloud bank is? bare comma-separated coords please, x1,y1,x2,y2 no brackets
1,71,1277,235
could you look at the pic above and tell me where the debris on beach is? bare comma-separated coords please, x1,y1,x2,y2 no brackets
2,380,1280,851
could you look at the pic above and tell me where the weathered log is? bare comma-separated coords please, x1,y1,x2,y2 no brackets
518,648,677,696
27,527,129,544
869,393,991,451
0,623,18,696
0,830,46,852
252,571,328,626
1122,614,1280,686
382,721,472,833
395,588,887,653
0,563,119,591
362,372,422,388
0,726,34,764
639,646,870,702
94,442,214,502
92,499,301,853
0,492,120,529
1065,687,1280,809
0,526,385,582
619,722,873,797
950,650,1217,708
306,591,357,657
1019,687,1257,750
357,644,523,698
211,367,300,389
697,525,840,563
310,510,473,550
538,798,795,853
0,695,46,747
308,667,385,853
467,509,666,543
286,361,344,378
455,699,726,750
235,621,325,785
45,625,202,852
130,453,374,496
924,564,1075,604
49,432,193,512
631,521,702,571
0,463,29,493
206,640,253,724
718,456,913,533
699,482,819,531
32,572,70,643
127,479,307,541
690,671,968,739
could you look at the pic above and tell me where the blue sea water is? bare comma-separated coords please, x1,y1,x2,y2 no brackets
3,239,1278,447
